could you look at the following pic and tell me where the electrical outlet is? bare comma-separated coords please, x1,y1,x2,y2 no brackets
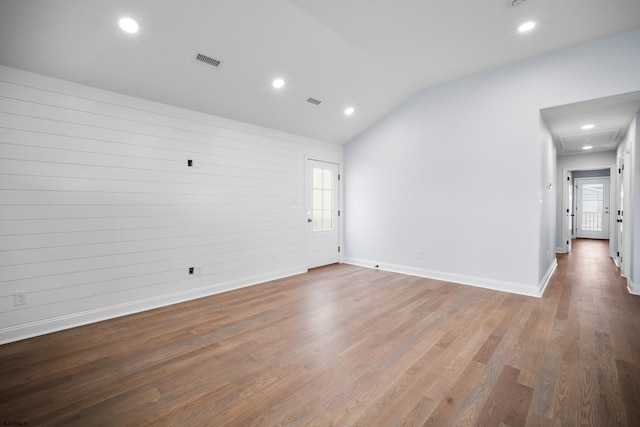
417,250,424,260
14,291,27,306
188,267,195,275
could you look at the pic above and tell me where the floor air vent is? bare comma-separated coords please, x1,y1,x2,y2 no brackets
195,53,222,68
306,97,322,106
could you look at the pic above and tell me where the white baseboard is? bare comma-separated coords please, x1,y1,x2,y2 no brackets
538,259,557,297
627,279,640,296
555,247,566,254
613,258,621,269
0,267,306,345
343,258,549,298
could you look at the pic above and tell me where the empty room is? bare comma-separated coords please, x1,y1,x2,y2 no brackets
1,0,640,425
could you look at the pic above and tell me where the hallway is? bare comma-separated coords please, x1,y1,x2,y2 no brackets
542,238,640,425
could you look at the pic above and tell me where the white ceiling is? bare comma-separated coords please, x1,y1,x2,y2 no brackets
0,0,639,144
542,91,640,156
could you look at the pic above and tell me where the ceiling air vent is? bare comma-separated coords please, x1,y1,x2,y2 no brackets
306,97,322,106
195,53,222,68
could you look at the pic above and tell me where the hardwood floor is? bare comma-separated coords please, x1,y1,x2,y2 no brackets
1,238,639,426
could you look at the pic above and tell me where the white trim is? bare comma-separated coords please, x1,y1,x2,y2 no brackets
344,258,551,298
555,247,566,254
561,168,572,253
613,257,621,270
0,267,306,345
627,279,640,296
538,259,558,297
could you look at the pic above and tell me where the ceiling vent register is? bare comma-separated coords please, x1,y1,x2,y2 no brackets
306,97,322,106
195,53,222,68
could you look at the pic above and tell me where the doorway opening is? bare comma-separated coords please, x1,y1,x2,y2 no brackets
305,159,342,269
561,167,614,256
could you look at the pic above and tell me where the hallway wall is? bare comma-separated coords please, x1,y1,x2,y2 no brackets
344,29,640,296
632,114,640,292
617,113,640,292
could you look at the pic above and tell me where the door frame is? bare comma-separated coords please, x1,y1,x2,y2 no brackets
617,148,631,277
561,165,616,257
562,170,573,253
304,156,343,269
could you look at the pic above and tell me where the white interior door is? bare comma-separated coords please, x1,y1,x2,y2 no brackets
306,159,339,268
576,177,610,239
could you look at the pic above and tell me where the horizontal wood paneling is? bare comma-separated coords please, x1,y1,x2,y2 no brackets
0,126,303,169
0,215,302,239
0,138,303,179
0,204,298,220
0,65,341,343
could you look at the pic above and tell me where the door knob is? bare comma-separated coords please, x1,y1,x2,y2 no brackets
308,218,313,222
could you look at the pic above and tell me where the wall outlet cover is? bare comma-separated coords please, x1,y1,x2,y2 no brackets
14,291,27,306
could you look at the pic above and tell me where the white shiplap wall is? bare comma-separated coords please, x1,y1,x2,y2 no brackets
0,65,342,344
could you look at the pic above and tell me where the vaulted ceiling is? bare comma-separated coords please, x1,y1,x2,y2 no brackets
1,0,639,144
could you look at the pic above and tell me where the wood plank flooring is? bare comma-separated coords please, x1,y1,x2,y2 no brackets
1,238,639,426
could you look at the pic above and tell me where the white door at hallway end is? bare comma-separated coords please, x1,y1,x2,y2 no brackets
306,159,340,268
575,177,610,240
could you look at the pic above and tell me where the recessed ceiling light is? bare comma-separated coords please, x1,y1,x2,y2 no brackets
344,107,355,116
119,17,139,34
583,146,593,150
272,78,285,89
581,124,595,130
518,21,536,33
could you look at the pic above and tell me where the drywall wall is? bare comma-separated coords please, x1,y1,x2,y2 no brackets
0,65,342,343
616,117,635,283
618,113,640,291
539,116,557,291
344,28,640,296
633,114,640,290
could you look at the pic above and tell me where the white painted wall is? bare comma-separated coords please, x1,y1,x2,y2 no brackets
617,114,639,292
344,29,640,297
632,115,640,291
539,116,557,289
555,151,616,252
0,65,342,343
